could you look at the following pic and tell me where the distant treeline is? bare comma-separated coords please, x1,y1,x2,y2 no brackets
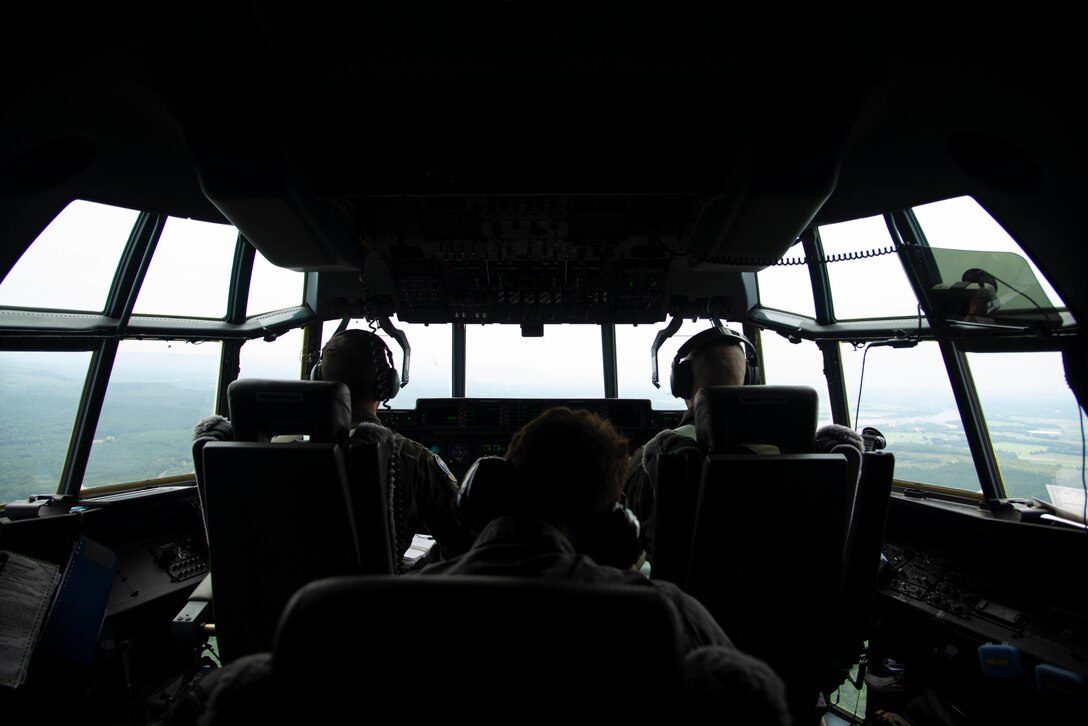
1,380,212,503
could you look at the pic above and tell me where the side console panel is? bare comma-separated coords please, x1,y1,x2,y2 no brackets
868,495,1088,722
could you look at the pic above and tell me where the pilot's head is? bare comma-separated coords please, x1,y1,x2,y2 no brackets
455,406,640,568
499,406,639,568
960,268,1000,320
315,329,399,415
505,407,630,522
671,327,754,409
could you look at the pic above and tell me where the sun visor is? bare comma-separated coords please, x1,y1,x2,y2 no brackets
685,170,836,271
192,127,360,272
906,247,1064,329
202,183,360,273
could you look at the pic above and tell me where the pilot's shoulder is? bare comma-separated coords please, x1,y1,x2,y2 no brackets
398,435,458,482
430,452,457,483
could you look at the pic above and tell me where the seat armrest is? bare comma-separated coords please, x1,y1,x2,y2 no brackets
172,573,214,640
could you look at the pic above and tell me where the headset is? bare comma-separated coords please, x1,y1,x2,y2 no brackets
929,268,1002,318
861,426,887,452
670,326,760,398
456,456,642,571
310,329,400,402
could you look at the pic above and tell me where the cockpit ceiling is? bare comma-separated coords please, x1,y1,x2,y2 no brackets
1,4,1084,322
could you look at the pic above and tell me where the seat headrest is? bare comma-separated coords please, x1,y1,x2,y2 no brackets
227,379,352,443
273,574,685,703
694,385,818,454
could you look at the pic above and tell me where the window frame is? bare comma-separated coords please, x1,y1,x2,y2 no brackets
1,195,1078,502
0,203,318,498
750,201,1079,502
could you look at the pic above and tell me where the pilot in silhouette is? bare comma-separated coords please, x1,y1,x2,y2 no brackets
315,329,475,569
421,405,789,723
622,327,753,564
623,326,864,567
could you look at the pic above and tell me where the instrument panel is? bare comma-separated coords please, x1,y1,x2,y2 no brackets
378,397,683,480
868,499,1088,720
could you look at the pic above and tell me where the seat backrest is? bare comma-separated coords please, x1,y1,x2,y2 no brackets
674,385,855,722
648,444,704,588
341,428,397,576
191,415,234,540
694,385,819,454
650,384,821,590
831,450,895,683
685,453,851,723
271,574,686,719
201,441,361,663
198,379,389,663
227,378,352,443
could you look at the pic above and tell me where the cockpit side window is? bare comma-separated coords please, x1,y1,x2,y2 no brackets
913,196,1066,309
755,251,816,319
753,195,1076,502
131,217,237,319
81,340,222,491
842,340,981,496
822,215,917,321
0,200,137,312
968,351,1083,510
247,250,306,316
0,351,92,502
0,199,313,498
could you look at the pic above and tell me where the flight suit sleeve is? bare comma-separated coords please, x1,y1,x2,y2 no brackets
624,429,703,561
622,444,656,559
413,449,477,560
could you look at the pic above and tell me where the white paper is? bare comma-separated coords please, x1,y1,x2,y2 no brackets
0,550,61,688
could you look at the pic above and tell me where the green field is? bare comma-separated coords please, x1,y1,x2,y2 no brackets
1,367,214,502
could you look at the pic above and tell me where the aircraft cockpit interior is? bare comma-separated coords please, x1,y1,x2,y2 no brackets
1,4,1086,725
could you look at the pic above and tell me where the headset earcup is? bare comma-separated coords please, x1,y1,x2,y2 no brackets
456,456,524,533
310,362,322,381
371,335,400,401
380,367,400,401
671,358,693,399
581,504,642,570
671,326,759,393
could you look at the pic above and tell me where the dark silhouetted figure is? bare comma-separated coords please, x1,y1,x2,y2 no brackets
314,328,474,569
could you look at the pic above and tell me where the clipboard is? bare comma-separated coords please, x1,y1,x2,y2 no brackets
36,536,118,666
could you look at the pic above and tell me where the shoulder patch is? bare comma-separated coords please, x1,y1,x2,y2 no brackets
433,453,457,482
